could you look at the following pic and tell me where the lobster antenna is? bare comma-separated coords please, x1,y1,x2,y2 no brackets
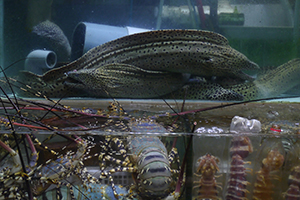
0,65,21,111
158,77,183,114
0,65,39,174
0,63,84,122
0,64,34,168
174,121,196,198
0,69,80,124
1,63,116,132
172,94,300,116
6,76,94,129
0,90,34,199
101,85,128,114
1,62,84,143
2,58,26,72
1,63,109,199
38,81,81,121
143,76,181,115
34,164,92,200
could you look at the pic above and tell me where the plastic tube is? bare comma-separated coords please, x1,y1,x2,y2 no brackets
71,22,150,60
24,49,57,75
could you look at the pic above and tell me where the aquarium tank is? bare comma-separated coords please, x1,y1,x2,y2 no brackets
0,0,300,199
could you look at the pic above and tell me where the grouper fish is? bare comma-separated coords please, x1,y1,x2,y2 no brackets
66,64,191,98
169,58,300,101
17,29,259,98
229,58,300,100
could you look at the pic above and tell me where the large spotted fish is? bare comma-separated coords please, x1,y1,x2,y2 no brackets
66,66,245,100
66,58,300,101
16,29,258,98
66,64,190,98
229,58,300,100
170,58,300,100
14,58,300,100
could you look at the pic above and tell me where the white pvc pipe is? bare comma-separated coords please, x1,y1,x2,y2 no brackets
71,22,150,60
24,49,57,75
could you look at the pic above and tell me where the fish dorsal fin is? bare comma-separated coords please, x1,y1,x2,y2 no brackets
82,29,229,62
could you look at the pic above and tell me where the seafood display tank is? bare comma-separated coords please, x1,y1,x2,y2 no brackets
1,0,300,200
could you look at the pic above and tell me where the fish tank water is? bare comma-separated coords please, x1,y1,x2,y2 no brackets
1,0,300,199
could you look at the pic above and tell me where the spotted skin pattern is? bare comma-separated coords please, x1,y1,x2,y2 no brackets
98,136,179,199
167,80,244,101
172,58,300,101
66,64,190,98
17,29,258,98
16,58,300,101
228,58,300,100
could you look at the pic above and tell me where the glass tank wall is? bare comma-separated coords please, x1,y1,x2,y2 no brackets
1,0,299,100
1,1,300,200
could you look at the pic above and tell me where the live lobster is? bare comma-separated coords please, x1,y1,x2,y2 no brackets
98,117,181,199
